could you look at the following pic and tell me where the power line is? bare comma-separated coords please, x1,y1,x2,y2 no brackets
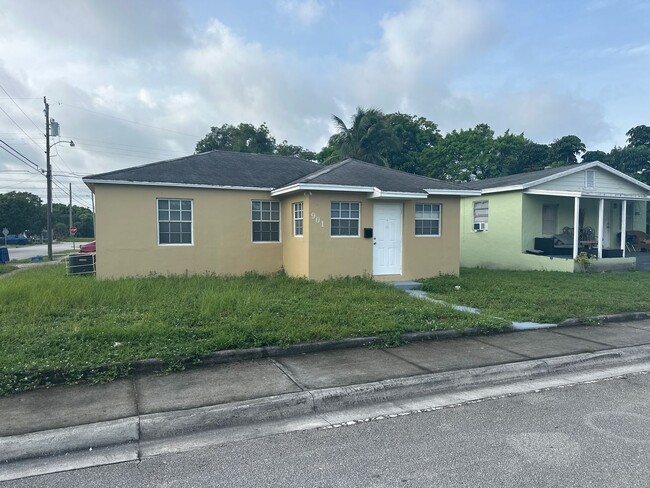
0,85,44,134
54,100,203,138
0,138,43,173
0,103,44,152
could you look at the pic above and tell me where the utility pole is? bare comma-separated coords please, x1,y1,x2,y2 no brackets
69,182,74,250
44,96,52,260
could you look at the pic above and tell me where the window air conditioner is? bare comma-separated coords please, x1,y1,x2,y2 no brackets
473,222,487,231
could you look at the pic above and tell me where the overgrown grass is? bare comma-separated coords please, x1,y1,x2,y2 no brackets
0,265,505,395
0,265,17,275
421,268,650,323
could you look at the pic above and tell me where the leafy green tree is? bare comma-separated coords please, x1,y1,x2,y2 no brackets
626,125,650,147
51,203,95,238
422,124,498,181
275,140,317,161
582,150,610,164
0,191,45,236
548,135,586,165
493,131,549,175
384,113,440,174
53,222,68,240
517,141,550,173
196,122,318,162
609,145,650,184
195,122,277,154
326,107,399,166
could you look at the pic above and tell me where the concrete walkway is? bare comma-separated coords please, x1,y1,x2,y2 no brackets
1,318,650,481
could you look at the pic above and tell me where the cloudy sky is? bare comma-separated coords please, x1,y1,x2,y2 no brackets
0,0,649,208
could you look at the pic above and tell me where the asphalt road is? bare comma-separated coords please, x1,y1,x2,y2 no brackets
4,242,76,261
4,372,648,488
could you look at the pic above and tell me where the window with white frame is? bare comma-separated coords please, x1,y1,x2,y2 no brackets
473,201,488,230
158,198,192,245
415,203,441,236
252,200,280,242
293,202,303,236
584,170,596,190
331,201,360,236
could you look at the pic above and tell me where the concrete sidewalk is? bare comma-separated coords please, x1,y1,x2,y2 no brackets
2,318,650,481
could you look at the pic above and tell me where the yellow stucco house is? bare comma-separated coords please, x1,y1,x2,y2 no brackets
83,150,479,280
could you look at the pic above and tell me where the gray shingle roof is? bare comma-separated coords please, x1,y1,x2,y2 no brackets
84,150,322,189
280,158,470,193
461,164,592,190
85,152,472,194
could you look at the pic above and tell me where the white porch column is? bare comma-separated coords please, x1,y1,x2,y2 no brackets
573,197,580,259
598,198,604,259
621,200,627,257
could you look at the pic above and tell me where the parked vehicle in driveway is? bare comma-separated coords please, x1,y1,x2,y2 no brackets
79,241,96,253
2,234,30,245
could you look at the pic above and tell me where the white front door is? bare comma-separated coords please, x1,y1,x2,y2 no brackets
373,203,402,275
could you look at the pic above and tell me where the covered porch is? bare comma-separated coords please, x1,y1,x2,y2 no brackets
523,192,648,266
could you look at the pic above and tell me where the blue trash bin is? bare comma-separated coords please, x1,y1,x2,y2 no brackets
0,247,9,264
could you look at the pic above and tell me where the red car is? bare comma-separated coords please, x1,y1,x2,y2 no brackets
79,241,96,253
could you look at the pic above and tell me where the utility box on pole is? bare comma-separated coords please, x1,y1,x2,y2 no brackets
50,119,60,137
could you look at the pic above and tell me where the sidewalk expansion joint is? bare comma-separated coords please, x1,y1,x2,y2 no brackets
379,348,436,374
269,358,307,391
131,378,143,460
550,329,619,348
471,337,533,360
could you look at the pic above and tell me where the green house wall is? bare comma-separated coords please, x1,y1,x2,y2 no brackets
460,191,574,272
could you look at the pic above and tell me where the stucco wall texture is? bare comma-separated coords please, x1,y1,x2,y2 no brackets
94,184,461,280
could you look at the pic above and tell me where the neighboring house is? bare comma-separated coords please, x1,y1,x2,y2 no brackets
459,161,650,272
83,150,479,280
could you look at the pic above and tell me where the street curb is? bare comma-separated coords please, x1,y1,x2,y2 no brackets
557,311,650,327
133,345,650,441
0,418,139,481
6,311,649,392
135,344,650,446
2,344,649,480
96,310,650,375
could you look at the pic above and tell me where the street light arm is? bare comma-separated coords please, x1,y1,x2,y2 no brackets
49,139,75,150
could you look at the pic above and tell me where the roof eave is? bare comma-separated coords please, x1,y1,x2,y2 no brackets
271,183,375,196
369,188,428,199
83,179,275,192
426,188,482,196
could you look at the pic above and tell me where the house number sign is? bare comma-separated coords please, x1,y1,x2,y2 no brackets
310,212,325,227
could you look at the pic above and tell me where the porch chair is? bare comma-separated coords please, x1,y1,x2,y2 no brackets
619,230,650,252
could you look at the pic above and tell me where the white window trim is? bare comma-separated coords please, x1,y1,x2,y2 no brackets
156,198,194,246
251,200,281,243
415,203,441,237
473,200,489,232
330,201,361,238
293,202,304,237
584,170,596,190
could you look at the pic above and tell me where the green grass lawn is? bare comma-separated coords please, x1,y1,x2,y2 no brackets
0,265,17,275
421,268,650,323
4,265,648,395
0,265,505,395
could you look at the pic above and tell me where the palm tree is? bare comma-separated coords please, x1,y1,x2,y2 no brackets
326,107,399,166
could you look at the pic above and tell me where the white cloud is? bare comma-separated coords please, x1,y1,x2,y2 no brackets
0,0,642,205
338,0,503,115
0,0,191,58
275,0,325,26
183,19,331,150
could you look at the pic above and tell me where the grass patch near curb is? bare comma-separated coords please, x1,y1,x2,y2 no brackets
0,265,506,395
421,268,650,323
0,265,17,275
